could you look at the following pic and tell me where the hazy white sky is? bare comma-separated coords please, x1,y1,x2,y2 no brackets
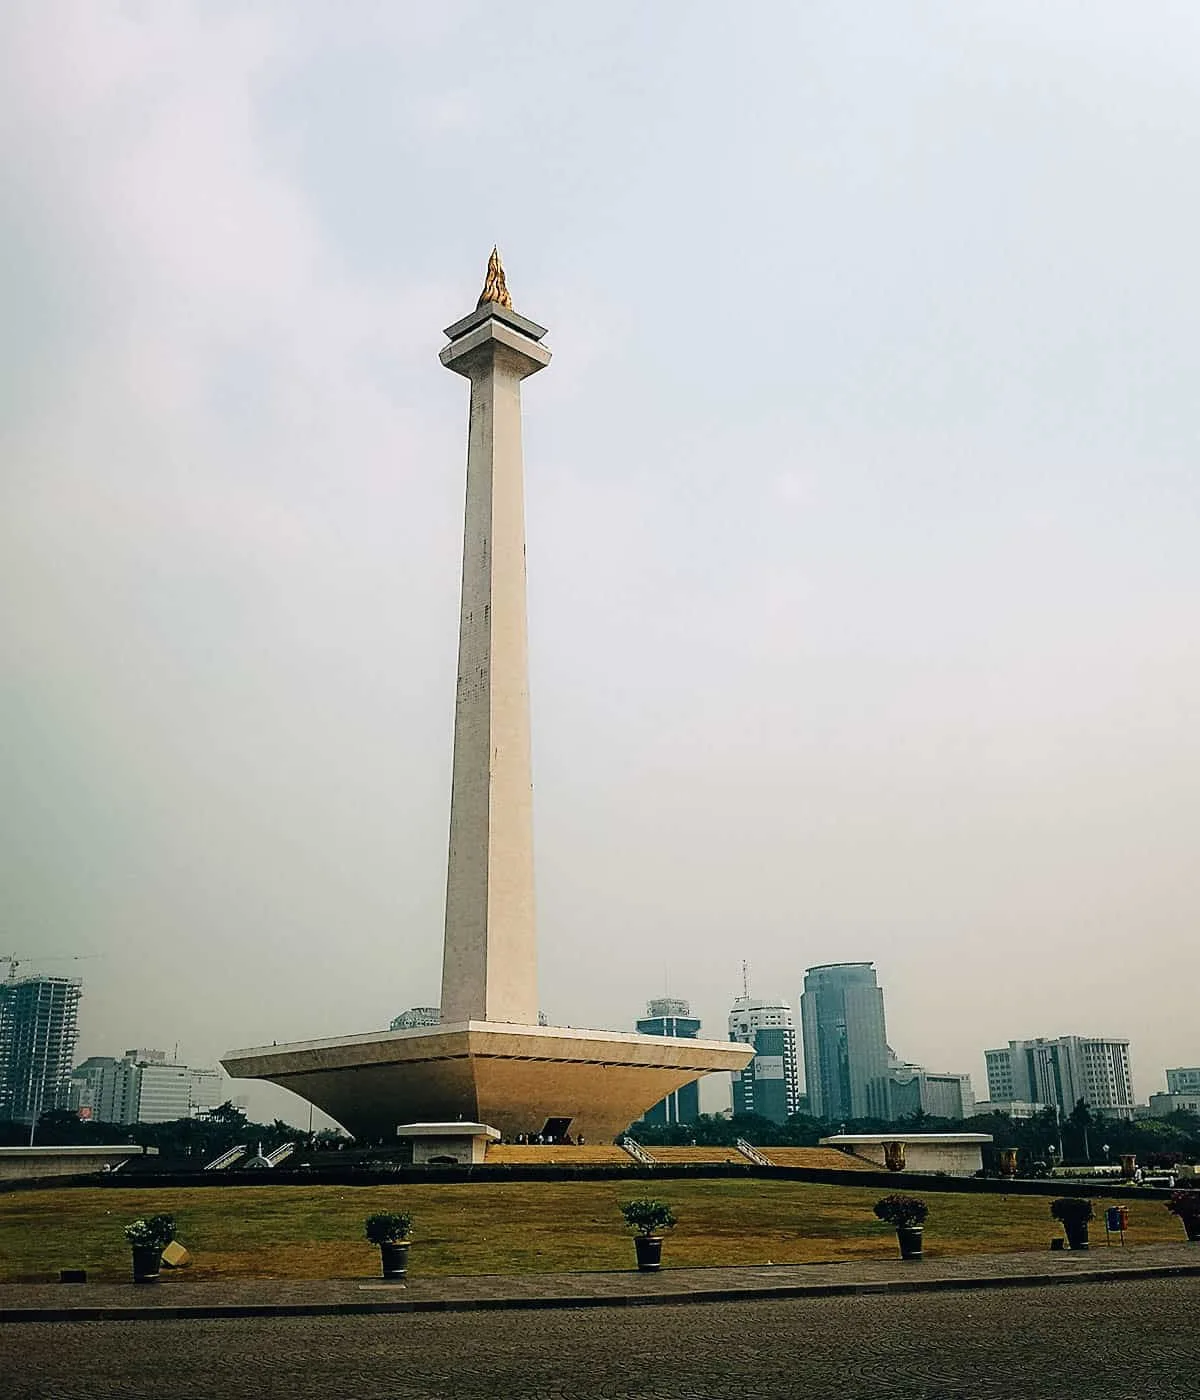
2,2,1197,1125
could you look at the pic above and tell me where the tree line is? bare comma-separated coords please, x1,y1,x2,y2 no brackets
7,1098,1199,1170
1,1101,343,1160
629,1102,1200,1168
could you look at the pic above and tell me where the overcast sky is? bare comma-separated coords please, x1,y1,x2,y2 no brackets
3,2,1197,1125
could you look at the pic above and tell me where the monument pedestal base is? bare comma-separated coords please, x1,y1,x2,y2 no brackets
223,1022,752,1143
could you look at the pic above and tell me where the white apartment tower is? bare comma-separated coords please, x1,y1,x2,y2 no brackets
984,1036,1134,1121
727,996,802,1125
70,1050,222,1125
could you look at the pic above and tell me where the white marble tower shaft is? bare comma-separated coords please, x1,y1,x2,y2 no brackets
438,271,550,1025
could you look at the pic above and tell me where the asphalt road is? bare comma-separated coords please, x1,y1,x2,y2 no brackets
3,1277,1197,1400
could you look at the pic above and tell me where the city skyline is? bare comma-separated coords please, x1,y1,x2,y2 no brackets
6,959,1193,1130
3,5,1198,1126
5,952,1184,1130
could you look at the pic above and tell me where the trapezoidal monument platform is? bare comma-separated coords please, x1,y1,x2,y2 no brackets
222,1022,751,1144
222,253,751,1141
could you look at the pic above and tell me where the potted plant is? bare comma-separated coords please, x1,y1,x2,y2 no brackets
123,1214,176,1284
620,1199,677,1272
364,1211,413,1279
1050,1196,1094,1250
873,1194,928,1259
1166,1190,1200,1243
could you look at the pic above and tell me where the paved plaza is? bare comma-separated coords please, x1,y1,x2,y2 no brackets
2,1276,1197,1399
1,1240,1196,1320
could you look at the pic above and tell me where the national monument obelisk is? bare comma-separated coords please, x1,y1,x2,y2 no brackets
222,254,751,1142
439,249,546,1026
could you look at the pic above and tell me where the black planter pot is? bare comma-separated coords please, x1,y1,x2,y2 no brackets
1064,1222,1090,1251
633,1235,663,1272
379,1241,411,1280
130,1245,162,1284
1182,1217,1200,1243
896,1226,924,1260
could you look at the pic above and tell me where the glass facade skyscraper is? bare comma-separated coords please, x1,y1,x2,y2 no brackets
800,962,890,1121
636,998,702,1124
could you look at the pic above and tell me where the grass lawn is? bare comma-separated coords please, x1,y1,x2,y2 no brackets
0,1180,1183,1283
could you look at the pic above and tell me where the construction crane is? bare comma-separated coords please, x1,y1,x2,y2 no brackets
1,953,101,983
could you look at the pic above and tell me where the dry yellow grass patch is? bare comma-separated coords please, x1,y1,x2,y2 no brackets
644,1146,747,1165
0,1179,1183,1283
763,1148,876,1171
484,1144,632,1165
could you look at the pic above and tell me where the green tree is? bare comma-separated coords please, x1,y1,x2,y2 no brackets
1069,1099,1094,1163
209,1100,248,1125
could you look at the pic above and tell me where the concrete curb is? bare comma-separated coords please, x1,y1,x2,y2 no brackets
3,1261,1198,1324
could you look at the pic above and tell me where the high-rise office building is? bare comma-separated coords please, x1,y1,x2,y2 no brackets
137,1057,222,1123
69,1049,223,1125
1142,1067,1200,1118
983,1047,1017,1103
1147,1090,1200,1116
984,1037,1135,1120
70,1055,136,1123
637,999,703,1124
0,976,82,1124
728,996,801,1124
1166,1068,1200,1095
800,963,890,1121
880,1056,975,1120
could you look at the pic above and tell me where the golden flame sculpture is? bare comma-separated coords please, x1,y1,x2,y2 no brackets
477,246,513,310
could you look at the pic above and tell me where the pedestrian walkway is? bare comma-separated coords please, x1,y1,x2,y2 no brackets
2,1242,1196,1323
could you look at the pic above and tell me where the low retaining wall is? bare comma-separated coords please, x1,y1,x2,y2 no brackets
0,1146,154,1183
0,1159,1177,1202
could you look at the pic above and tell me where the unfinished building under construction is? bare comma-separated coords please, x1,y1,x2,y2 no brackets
0,976,82,1124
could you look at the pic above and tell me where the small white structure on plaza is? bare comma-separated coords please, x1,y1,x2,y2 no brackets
821,1132,993,1178
395,1122,500,1166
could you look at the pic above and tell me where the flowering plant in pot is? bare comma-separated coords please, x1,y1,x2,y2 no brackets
364,1212,413,1279
1050,1197,1094,1250
123,1214,176,1284
1166,1191,1200,1242
620,1199,677,1272
873,1195,928,1260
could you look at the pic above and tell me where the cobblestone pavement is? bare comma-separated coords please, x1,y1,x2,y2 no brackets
3,1277,1197,1400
